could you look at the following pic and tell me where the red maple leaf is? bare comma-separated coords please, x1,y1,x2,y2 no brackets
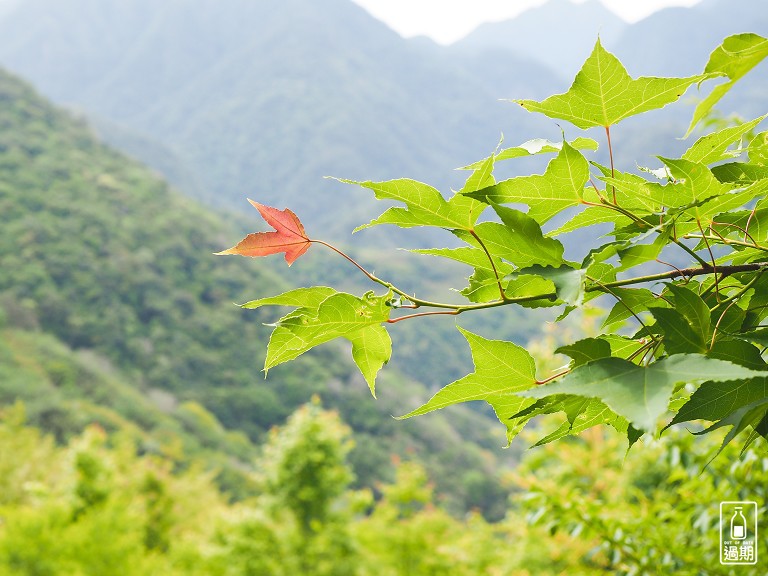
216,199,311,265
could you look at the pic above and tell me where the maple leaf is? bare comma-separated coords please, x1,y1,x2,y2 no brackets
215,199,311,265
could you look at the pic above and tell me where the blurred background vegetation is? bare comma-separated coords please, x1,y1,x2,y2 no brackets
1,398,765,575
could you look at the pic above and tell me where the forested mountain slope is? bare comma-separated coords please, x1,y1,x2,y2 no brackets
0,68,510,514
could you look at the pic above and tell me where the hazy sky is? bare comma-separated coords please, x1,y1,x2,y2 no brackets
351,0,706,44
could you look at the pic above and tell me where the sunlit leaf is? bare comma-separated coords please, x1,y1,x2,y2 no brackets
461,137,598,170
340,178,482,231
348,324,392,397
265,291,391,375
464,141,589,224
456,204,565,270
687,33,768,136
514,38,709,129
683,114,767,164
240,286,336,310
400,327,537,444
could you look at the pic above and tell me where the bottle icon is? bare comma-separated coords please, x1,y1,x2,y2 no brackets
731,507,747,540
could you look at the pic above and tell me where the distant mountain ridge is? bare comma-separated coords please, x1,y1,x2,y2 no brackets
1,0,762,242
454,0,627,79
0,0,561,241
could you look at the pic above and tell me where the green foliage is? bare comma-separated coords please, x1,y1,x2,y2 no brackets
260,400,354,533
513,425,768,574
687,33,768,136
7,398,763,575
223,34,768,456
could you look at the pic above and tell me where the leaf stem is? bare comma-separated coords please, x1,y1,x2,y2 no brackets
581,198,648,227
710,299,739,349
672,237,710,268
745,205,758,243
627,339,656,363
696,219,721,301
314,239,554,314
313,239,768,321
682,234,768,252
711,221,758,247
587,275,656,344
387,310,459,324
535,368,570,386
605,125,616,204
709,268,764,319
469,229,508,301
590,262,768,290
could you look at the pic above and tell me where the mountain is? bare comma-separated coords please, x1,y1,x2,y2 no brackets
613,0,768,77
0,67,511,514
0,0,560,241
454,0,627,79
610,0,768,126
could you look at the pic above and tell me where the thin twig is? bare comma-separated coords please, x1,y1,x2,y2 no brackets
469,229,508,301
696,220,721,301
387,310,460,324
745,205,758,243
588,275,656,344
655,258,689,282
535,369,570,386
672,237,711,268
605,125,616,204
711,220,758,247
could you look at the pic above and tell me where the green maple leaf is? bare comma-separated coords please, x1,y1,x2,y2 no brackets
667,285,711,339
602,287,669,328
461,137,598,170
548,204,631,237
694,398,768,460
684,179,768,231
747,130,768,164
347,324,392,397
520,355,765,432
704,208,768,243
602,159,732,216
712,162,768,184
265,291,391,382
240,287,392,393
669,373,768,430
459,149,496,193
456,204,565,269
556,338,611,367
240,286,337,310
513,38,709,129
399,327,537,444
534,398,628,446
337,178,482,231
687,33,768,136
411,246,511,275
514,264,586,307
464,140,589,224
682,114,767,165
650,308,706,355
